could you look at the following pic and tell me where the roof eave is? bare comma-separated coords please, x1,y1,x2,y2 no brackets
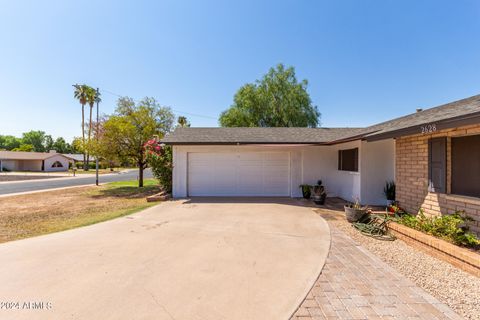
365,111,480,141
162,141,330,146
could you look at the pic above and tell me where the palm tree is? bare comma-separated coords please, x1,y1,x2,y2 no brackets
73,84,89,170
86,87,101,168
177,116,190,127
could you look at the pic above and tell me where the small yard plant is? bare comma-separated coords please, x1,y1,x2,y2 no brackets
383,181,396,202
299,184,312,199
145,138,172,193
397,209,480,248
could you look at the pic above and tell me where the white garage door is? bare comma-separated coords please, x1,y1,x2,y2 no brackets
188,152,290,196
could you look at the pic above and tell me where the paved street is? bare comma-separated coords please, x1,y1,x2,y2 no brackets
0,169,152,195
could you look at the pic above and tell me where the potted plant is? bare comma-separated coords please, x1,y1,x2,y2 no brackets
312,180,327,205
383,181,396,206
344,198,367,222
299,184,312,199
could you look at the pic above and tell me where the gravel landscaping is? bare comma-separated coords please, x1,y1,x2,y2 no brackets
315,204,480,320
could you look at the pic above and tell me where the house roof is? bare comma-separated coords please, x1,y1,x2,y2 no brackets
0,151,73,161
62,153,95,162
162,94,480,145
362,94,480,141
161,127,365,145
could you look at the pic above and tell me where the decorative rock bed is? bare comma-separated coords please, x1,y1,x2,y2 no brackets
312,199,480,319
388,221,480,277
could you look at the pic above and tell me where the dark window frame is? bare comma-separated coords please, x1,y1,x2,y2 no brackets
451,134,480,198
428,137,446,194
51,161,64,168
338,148,359,172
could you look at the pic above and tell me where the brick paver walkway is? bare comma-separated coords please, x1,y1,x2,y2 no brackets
291,225,461,320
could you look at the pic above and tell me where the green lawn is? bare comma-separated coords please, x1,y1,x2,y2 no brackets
0,179,161,243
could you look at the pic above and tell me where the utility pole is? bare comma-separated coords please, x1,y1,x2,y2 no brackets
95,87,100,186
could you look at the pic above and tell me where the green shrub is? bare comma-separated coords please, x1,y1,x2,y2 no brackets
397,210,479,248
73,161,110,170
145,141,172,193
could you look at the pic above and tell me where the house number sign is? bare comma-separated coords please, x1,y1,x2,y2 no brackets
421,123,437,134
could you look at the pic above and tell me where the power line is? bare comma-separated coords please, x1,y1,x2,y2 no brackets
98,88,218,120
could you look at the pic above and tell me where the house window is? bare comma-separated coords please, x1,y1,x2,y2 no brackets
428,138,446,193
338,148,358,172
51,161,64,168
451,135,480,197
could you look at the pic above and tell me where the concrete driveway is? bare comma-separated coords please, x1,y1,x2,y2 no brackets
0,198,330,320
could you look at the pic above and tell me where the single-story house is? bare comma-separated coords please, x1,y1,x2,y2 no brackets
163,94,480,235
0,151,73,172
63,153,96,164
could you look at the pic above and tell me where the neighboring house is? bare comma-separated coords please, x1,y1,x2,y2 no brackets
0,151,72,172
163,94,480,234
63,154,95,163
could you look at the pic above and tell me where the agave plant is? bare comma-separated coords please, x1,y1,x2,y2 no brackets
383,181,396,201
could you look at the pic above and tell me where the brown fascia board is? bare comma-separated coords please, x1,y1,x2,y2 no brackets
163,112,480,146
364,111,480,142
163,141,331,146
325,131,379,145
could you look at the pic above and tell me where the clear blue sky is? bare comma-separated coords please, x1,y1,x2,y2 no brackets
1,0,479,141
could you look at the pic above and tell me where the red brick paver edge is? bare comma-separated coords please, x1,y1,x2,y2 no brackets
291,225,462,320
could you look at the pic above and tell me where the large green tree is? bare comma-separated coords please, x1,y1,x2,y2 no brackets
52,137,73,153
219,64,320,127
99,97,175,187
0,135,21,150
21,130,47,152
44,134,54,151
0,133,73,152
12,144,34,152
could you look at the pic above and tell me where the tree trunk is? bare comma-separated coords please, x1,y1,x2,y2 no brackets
138,161,144,188
86,104,93,170
82,104,86,170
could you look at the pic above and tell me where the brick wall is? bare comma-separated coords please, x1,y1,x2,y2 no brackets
395,124,480,235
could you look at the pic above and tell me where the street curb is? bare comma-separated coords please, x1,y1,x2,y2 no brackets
0,183,106,198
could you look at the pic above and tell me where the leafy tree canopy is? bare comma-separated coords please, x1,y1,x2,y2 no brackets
98,96,175,187
219,64,320,127
21,130,48,152
12,144,34,152
0,132,75,153
0,135,21,150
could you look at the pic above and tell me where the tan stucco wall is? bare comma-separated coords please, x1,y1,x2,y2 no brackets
396,123,480,235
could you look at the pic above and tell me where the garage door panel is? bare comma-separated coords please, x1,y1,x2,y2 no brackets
188,151,290,196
